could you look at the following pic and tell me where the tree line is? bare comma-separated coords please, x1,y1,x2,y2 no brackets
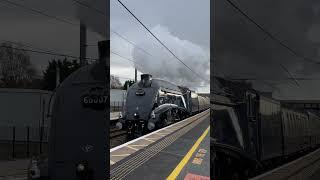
0,42,135,91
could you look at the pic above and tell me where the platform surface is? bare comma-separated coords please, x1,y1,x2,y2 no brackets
110,110,210,180
251,147,320,180
0,159,28,179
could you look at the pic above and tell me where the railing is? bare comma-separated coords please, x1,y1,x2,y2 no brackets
110,101,125,112
0,126,48,160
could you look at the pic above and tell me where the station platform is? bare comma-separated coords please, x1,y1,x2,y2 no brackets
110,109,210,180
251,147,320,180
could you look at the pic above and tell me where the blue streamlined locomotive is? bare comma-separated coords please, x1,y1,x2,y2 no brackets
116,74,210,138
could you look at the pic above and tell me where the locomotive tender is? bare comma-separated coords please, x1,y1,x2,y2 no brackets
211,78,320,179
116,74,209,138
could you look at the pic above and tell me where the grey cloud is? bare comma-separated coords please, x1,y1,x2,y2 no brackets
213,0,320,98
111,0,209,92
0,0,106,74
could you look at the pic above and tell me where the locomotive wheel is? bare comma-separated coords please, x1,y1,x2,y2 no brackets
166,110,173,124
160,111,171,127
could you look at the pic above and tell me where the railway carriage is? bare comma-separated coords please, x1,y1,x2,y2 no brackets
212,82,320,179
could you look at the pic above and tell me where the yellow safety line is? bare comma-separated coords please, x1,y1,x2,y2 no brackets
166,126,210,180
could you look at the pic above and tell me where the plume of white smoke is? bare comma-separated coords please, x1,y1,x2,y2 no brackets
75,0,108,38
132,25,210,89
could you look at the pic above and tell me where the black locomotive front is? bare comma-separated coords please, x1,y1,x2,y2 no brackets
116,74,193,138
117,74,160,137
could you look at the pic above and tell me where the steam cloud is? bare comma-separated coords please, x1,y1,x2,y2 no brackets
75,0,108,38
132,25,210,89
213,0,320,98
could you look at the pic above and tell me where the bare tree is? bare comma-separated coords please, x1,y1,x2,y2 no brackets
110,75,122,89
0,42,36,88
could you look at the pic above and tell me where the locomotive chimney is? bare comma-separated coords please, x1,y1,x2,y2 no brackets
98,40,108,66
140,74,152,87
141,74,152,81
91,40,108,81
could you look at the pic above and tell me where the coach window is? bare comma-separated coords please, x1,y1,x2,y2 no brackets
292,114,295,136
286,112,289,136
290,113,293,137
294,114,296,136
285,112,289,137
291,114,295,137
294,114,297,136
287,112,292,137
293,114,296,137
297,115,300,135
302,116,305,135
302,116,305,134
291,113,294,137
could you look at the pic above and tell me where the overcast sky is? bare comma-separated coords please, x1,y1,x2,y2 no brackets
213,0,320,100
110,0,210,93
0,0,106,73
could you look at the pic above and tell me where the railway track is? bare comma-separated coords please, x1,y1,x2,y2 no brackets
110,128,126,139
110,128,127,148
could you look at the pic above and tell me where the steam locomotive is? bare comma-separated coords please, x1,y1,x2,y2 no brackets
116,74,210,138
27,41,109,180
211,77,320,179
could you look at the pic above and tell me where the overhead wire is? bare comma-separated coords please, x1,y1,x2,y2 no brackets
111,28,153,57
0,44,98,61
0,0,78,26
224,0,320,65
224,0,320,87
0,1,100,62
110,50,144,68
115,0,209,83
72,0,106,17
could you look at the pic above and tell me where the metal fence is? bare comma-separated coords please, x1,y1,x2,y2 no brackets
0,126,49,160
110,101,125,112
